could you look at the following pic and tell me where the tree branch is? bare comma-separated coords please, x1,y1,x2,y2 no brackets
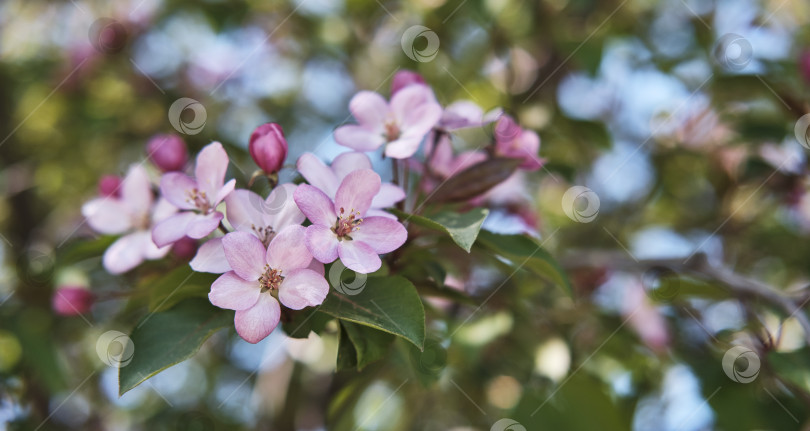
561,252,810,346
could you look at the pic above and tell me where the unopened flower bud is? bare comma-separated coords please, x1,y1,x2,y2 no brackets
147,133,188,172
52,286,95,316
98,175,122,197
172,237,198,261
391,70,426,95
249,123,288,174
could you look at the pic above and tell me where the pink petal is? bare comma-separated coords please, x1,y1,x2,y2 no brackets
307,259,325,275
120,164,153,213
440,100,484,130
190,238,232,273
103,232,147,274
331,151,373,181
297,153,338,197
384,136,423,159
365,209,398,219
335,169,381,217
304,224,339,264
214,179,236,206
82,198,132,234
371,183,406,209
294,184,337,226
139,230,172,260
152,212,197,247
333,125,386,152
337,240,381,274
222,232,266,281
266,183,306,230
152,197,178,223
449,150,488,174
390,84,441,133
349,91,389,129
353,217,407,254
195,142,229,201
428,134,454,176
278,268,329,310
209,271,261,311
225,189,267,233
234,293,281,344
159,173,197,210
266,225,311,271
186,212,223,239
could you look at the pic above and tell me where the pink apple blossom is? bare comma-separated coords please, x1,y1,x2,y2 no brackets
425,134,487,180
209,227,328,344
52,286,95,316
333,85,442,159
97,175,122,197
391,70,425,94
152,142,236,247
82,164,177,274
294,169,407,274
493,115,544,171
147,133,188,172
249,123,288,173
190,183,305,274
296,152,404,218
438,101,502,131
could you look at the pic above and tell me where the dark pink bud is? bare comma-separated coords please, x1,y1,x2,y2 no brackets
800,50,810,84
52,286,95,316
172,237,198,261
147,133,188,172
391,70,426,95
98,175,122,197
249,123,288,174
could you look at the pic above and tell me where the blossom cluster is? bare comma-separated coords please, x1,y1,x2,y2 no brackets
76,70,542,343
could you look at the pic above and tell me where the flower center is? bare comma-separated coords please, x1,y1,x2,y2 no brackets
251,224,276,246
333,207,362,240
186,189,211,213
384,120,400,141
258,265,283,292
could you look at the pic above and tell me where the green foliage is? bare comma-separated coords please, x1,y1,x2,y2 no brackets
319,276,426,350
389,207,488,252
119,299,233,395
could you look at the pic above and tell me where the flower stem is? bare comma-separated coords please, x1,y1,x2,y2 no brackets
218,221,229,234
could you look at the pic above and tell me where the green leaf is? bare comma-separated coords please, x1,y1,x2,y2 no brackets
336,324,358,371
119,299,233,395
476,230,571,294
768,348,810,393
281,307,331,339
340,321,394,370
389,208,488,252
319,275,426,350
57,236,116,266
147,266,218,312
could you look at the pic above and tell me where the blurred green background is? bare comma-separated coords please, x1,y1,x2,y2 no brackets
3,0,810,429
